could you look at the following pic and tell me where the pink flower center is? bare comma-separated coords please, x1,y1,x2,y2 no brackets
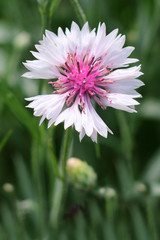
49,50,113,110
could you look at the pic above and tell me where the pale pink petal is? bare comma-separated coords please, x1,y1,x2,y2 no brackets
105,93,140,113
25,94,66,126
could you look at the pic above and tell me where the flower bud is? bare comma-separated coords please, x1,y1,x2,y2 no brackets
98,187,117,199
66,158,97,190
13,31,30,50
3,183,14,193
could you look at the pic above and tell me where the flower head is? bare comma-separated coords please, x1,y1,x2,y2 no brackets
67,158,97,189
23,22,143,142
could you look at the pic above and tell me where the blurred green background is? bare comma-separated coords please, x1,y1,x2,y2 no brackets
0,0,160,239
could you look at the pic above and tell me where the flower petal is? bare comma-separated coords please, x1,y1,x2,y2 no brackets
105,93,140,113
25,94,66,126
55,101,82,132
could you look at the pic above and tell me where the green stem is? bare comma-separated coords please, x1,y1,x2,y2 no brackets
94,142,101,160
38,1,47,35
70,0,87,26
31,138,47,238
49,0,61,28
146,199,158,240
117,111,134,180
50,127,73,230
117,111,133,160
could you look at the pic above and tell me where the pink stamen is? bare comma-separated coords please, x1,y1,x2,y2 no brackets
50,50,113,110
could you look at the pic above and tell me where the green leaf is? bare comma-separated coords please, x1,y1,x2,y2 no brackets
115,159,133,199
48,140,62,180
14,155,34,199
0,82,40,141
142,148,160,182
49,0,61,19
130,205,149,240
0,129,12,153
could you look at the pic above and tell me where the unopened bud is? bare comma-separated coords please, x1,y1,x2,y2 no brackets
98,187,117,199
136,183,147,193
67,158,97,189
133,182,147,196
13,31,30,50
3,183,14,193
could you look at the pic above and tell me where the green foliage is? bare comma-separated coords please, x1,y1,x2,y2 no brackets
0,0,160,239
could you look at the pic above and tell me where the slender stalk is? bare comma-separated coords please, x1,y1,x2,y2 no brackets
146,199,158,240
49,0,61,28
117,111,133,160
38,0,47,35
70,0,87,26
94,142,101,160
117,111,134,180
50,127,73,230
31,137,47,239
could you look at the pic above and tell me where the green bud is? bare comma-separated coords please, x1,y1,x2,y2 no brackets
134,182,147,195
3,183,14,193
13,32,30,50
98,187,117,199
66,158,97,190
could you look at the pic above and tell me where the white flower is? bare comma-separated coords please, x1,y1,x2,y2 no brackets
23,22,144,142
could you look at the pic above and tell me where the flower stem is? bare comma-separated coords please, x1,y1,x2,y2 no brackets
38,3,47,35
49,0,61,28
50,127,73,230
70,0,87,26
117,111,134,180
